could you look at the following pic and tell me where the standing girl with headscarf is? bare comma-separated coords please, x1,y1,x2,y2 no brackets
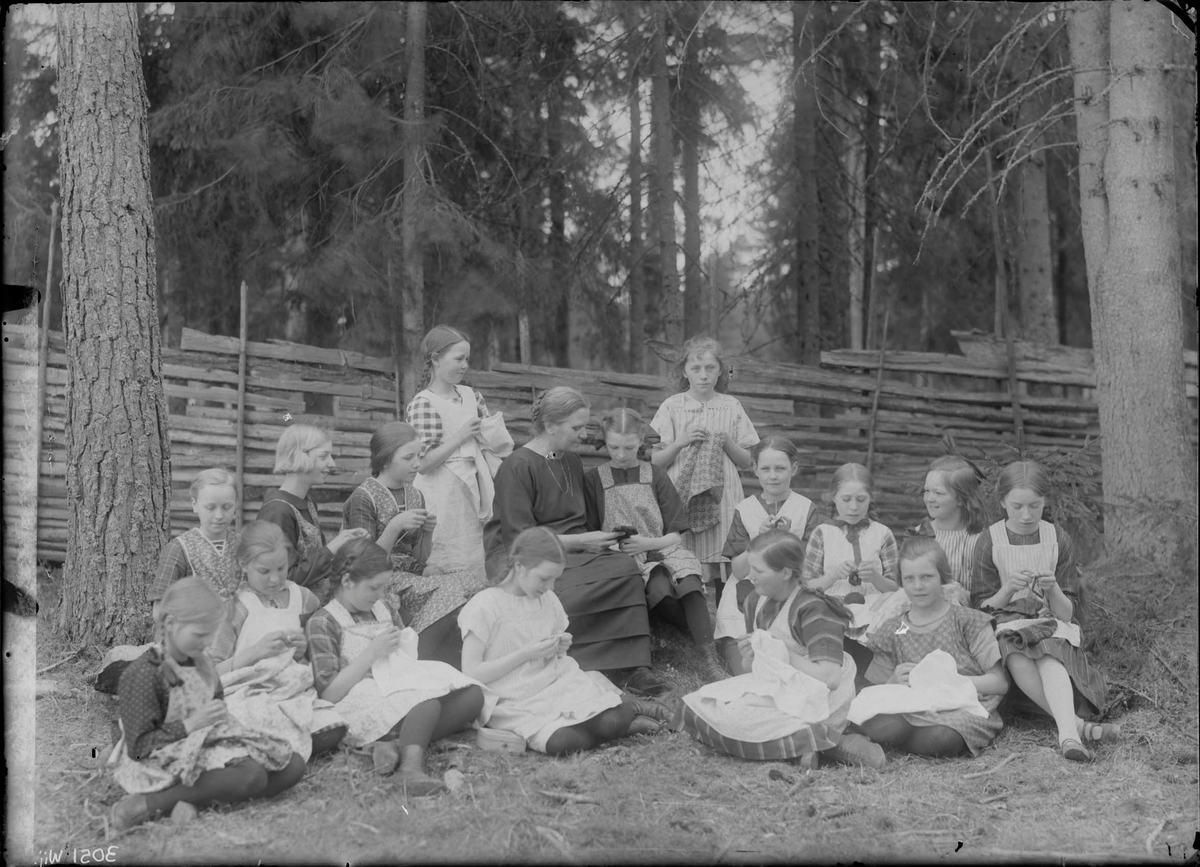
405,325,504,582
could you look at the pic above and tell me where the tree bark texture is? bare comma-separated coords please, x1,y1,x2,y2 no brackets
1015,42,1058,344
628,69,646,373
1071,0,1197,563
651,1,682,346
57,3,171,645
792,0,821,365
679,0,705,339
399,1,427,404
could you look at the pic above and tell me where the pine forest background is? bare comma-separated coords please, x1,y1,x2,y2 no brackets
5,1,1197,445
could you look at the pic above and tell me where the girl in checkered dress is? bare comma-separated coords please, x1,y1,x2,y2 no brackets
858,536,1008,757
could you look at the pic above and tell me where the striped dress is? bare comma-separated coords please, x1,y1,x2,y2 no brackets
650,393,759,565
911,518,980,606
678,585,856,760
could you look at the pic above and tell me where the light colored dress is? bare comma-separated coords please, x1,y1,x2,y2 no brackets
218,584,343,761
407,386,494,581
650,393,759,565
109,649,295,794
458,587,625,753
715,492,816,642
679,585,857,760
319,599,490,747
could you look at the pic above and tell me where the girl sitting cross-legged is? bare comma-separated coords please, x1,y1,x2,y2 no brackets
305,538,493,793
208,521,347,760
675,529,884,769
460,528,668,756
852,536,1008,758
108,577,305,832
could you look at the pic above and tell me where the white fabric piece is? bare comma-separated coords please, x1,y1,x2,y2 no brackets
847,648,989,725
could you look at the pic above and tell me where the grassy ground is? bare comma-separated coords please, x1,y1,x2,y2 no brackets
32,559,1199,865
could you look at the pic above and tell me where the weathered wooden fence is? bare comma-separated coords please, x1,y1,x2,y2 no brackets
4,321,1197,565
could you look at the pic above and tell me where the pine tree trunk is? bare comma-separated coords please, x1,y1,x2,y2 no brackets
1071,0,1197,564
57,3,171,645
651,1,682,346
547,52,570,368
793,1,821,364
1015,45,1058,344
679,1,704,338
399,1,427,405
628,69,646,373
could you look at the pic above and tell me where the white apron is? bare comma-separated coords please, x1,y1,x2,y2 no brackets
821,522,904,639
988,522,1080,646
683,587,856,742
325,599,492,747
218,585,341,760
714,494,813,641
412,387,492,581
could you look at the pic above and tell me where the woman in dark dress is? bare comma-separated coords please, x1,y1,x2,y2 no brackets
258,424,367,600
484,388,669,696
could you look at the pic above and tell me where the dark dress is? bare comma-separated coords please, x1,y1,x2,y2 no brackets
971,522,1107,718
484,448,653,672
257,489,335,598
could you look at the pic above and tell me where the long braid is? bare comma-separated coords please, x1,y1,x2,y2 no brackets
530,389,546,431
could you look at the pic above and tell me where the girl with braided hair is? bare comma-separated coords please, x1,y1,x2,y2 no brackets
405,325,501,581
484,387,670,697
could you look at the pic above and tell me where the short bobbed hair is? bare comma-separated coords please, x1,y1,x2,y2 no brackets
274,424,333,475
898,535,953,585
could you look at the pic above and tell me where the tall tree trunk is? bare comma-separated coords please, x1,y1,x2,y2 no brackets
859,6,881,351
57,3,171,644
399,1,427,404
651,1,682,346
1014,44,1058,344
793,1,821,364
547,47,570,368
628,69,646,372
679,1,705,338
1070,0,1196,564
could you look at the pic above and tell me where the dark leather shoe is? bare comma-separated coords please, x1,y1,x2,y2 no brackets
623,666,671,697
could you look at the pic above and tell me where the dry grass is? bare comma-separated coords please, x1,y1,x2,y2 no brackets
31,565,1199,865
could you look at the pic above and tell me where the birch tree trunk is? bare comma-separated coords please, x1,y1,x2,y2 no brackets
1070,0,1196,564
399,1,427,404
57,3,171,644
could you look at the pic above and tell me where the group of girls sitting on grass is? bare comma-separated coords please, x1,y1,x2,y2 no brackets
102,330,1117,833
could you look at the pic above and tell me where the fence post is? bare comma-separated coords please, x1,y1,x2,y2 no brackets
235,280,248,530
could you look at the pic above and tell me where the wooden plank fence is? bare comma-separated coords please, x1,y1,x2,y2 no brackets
4,321,1197,565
